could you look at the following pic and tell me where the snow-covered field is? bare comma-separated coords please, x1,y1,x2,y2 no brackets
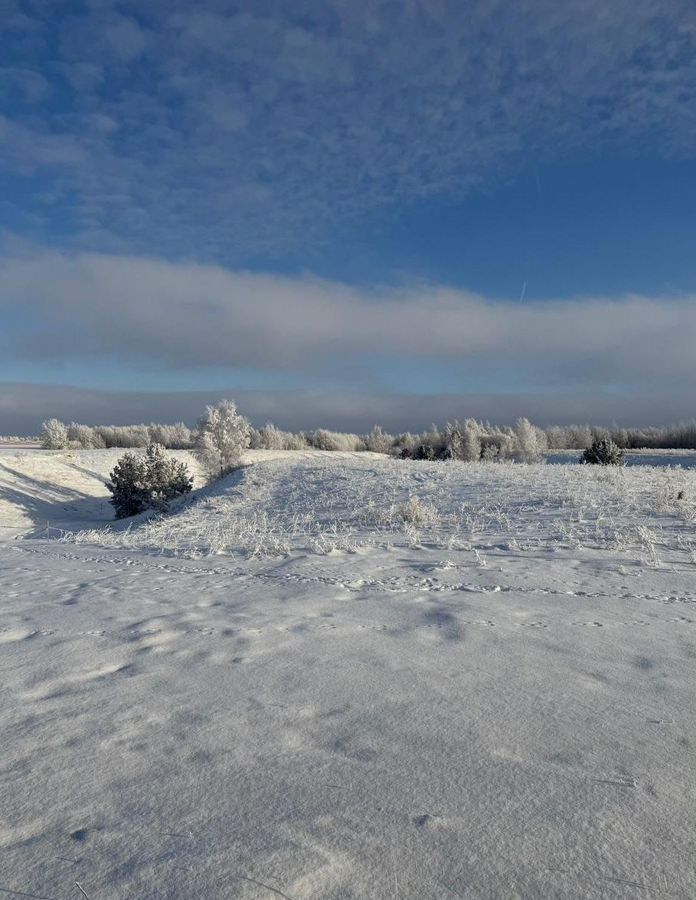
1,449,695,899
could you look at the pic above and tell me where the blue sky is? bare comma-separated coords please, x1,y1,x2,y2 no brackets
1,0,694,431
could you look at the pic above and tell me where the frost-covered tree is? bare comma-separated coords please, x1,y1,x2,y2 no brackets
146,424,170,447
443,422,461,459
612,428,629,449
195,399,250,478
480,432,515,460
581,438,625,466
364,425,393,454
567,425,593,449
41,418,68,449
445,419,481,461
514,417,546,464
66,422,106,449
545,425,567,450
169,422,194,449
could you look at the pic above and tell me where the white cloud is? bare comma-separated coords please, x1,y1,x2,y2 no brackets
0,116,85,173
1,246,693,400
0,0,693,256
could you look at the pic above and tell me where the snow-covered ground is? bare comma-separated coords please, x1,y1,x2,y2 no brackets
1,449,695,899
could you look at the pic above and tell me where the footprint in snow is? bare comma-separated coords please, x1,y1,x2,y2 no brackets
413,814,440,828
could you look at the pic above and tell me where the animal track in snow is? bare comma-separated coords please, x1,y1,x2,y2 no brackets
0,627,37,643
594,776,637,789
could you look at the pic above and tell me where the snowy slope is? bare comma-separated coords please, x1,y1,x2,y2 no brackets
1,450,695,899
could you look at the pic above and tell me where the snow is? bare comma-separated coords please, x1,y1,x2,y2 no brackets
1,449,695,899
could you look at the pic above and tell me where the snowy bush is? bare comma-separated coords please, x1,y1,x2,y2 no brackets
282,432,309,450
480,432,515,461
306,429,365,451
93,423,194,449
41,418,68,449
250,422,284,450
38,421,194,449
581,438,625,466
250,422,307,451
146,422,194,449
107,444,193,519
195,399,251,479
391,432,418,457
397,424,447,460
67,422,106,449
395,496,439,526
91,425,143,448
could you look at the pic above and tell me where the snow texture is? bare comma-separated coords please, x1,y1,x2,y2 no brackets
1,449,695,899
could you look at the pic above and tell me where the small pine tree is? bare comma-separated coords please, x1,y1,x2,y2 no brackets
107,445,193,518
107,452,150,518
412,443,438,461
581,438,625,466
143,443,193,510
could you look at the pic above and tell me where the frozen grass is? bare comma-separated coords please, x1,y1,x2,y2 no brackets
56,455,696,570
